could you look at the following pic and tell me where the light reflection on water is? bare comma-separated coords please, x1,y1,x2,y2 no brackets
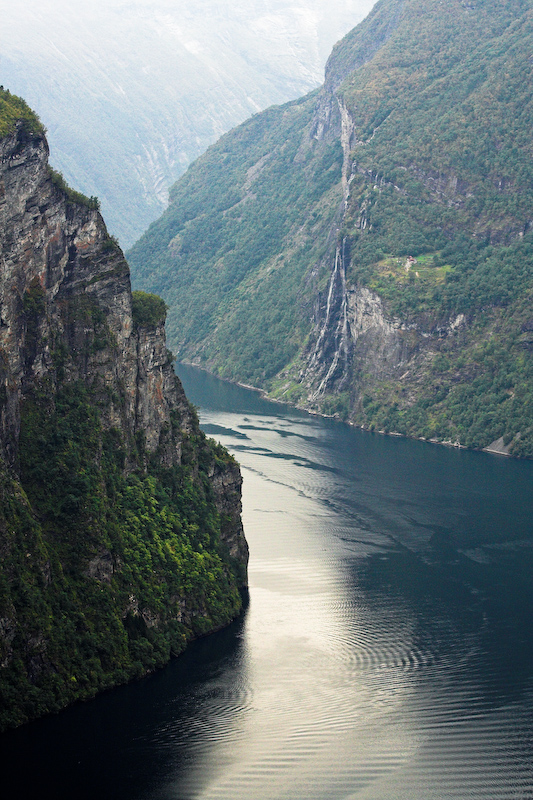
168,457,420,800
2,363,533,799
171,365,533,800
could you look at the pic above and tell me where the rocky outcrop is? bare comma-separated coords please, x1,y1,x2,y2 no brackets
0,112,248,731
209,458,247,579
301,262,415,404
0,121,188,468
311,0,406,143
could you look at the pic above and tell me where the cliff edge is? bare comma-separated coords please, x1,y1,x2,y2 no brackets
0,90,248,731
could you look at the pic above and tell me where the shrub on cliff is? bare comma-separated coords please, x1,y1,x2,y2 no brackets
132,291,168,328
0,87,44,137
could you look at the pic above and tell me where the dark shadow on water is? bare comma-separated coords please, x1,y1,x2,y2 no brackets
0,610,248,800
202,422,251,440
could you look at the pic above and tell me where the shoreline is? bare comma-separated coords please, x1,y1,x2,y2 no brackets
177,360,517,460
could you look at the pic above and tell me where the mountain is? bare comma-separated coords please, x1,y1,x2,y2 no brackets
0,90,248,732
1,0,375,247
128,0,533,458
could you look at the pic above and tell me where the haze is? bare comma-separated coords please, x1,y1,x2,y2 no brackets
2,0,376,246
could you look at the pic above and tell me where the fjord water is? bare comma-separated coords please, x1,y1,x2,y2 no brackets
4,364,533,799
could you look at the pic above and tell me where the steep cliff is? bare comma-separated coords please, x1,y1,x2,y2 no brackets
129,0,533,457
0,90,248,731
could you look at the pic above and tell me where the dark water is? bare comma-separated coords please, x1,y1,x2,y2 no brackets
3,364,533,799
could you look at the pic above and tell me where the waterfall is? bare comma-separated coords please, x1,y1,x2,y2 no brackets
309,238,351,401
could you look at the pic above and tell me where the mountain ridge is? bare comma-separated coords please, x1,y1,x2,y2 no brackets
2,0,375,247
129,0,533,457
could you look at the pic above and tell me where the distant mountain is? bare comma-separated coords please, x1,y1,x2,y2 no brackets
129,0,533,457
1,0,375,247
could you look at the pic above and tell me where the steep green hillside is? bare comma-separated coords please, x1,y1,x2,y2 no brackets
2,389,243,731
129,0,533,457
0,102,247,732
130,93,344,383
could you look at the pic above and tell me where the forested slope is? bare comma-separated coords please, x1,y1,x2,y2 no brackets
129,0,533,457
0,91,247,731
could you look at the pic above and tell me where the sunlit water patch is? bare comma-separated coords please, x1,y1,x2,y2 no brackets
2,363,533,800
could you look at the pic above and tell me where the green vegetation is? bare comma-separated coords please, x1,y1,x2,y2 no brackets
128,92,343,386
128,0,533,457
0,87,44,138
0,92,247,731
0,377,243,732
354,292,533,454
48,167,99,210
132,291,168,328
323,0,533,455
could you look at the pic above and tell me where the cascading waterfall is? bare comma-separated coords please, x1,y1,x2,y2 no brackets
308,244,343,372
305,97,358,402
309,237,352,401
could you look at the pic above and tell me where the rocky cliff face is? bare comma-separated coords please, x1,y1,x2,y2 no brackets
0,109,247,731
311,0,406,145
301,256,410,402
297,260,467,421
1,121,179,464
